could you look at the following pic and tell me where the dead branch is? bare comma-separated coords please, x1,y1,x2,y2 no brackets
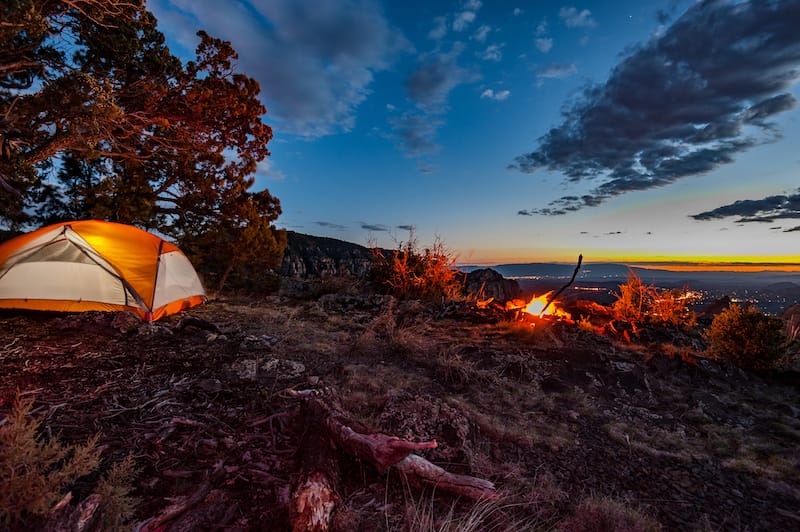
137,464,225,532
47,493,103,532
395,454,499,500
542,253,583,315
302,396,496,498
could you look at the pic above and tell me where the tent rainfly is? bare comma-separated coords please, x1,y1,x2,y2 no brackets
0,220,206,321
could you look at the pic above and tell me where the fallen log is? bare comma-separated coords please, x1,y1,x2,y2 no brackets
290,394,497,531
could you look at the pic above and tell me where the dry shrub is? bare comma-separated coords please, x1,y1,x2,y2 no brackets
613,271,696,328
370,232,461,301
95,455,140,530
705,304,786,370
558,496,661,532
0,394,101,527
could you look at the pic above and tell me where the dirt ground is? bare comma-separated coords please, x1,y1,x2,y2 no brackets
1,288,800,530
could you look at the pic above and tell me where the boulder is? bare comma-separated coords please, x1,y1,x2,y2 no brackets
464,268,520,302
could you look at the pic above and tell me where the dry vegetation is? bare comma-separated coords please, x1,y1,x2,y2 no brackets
1,270,799,529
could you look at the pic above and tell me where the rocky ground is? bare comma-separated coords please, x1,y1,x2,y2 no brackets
1,284,799,530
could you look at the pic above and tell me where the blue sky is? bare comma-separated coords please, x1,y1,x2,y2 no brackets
148,0,800,266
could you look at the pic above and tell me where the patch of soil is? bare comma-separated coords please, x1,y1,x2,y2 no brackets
1,291,799,530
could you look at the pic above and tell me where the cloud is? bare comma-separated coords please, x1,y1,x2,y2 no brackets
784,226,800,232
149,0,410,137
536,63,577,85
477,43,504,62
514,8,523,16
315,221,347,230
405,45,476,110
429,16,448,40
481,89,510,101
394,44,477,165
416,160,437,174
360,223,389,231
692,189,800,222
388,113,444,156
535,19,548,36
473,25,491,42
254,159,286,181
535,38,554,53
454,3,479,32
513,0,800,214
396,224,416,231
559,6,597,28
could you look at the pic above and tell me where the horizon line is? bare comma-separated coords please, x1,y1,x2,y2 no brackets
457,260,800,273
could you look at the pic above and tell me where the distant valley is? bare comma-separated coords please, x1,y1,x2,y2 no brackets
460,262,800,314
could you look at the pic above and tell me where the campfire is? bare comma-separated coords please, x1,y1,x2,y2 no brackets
506,291,572,322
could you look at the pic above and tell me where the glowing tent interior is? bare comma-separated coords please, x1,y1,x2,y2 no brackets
0,220,206,321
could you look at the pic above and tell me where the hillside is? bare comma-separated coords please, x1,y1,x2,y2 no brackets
1,280,799,530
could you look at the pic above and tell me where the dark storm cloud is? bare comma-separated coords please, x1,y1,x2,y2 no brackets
512,0,800,215
149,0,410,137
315,221,347,230
360,223,389,232
691,189,800,222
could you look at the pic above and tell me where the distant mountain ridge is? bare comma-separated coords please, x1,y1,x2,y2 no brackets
460,262,800,289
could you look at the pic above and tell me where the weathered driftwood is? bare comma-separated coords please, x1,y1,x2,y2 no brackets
290,394,497,531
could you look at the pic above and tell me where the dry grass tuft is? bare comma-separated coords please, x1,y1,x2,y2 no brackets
399,491,542,532
558,496,662,532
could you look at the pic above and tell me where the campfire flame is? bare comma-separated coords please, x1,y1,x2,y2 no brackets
506,291,572,320
523,291,571,320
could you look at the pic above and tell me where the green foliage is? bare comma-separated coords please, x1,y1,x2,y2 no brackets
613,271,696,328
1,2,285,290
178,189,287,292
369,233,461,301
705,305,787,370
0,394,101,527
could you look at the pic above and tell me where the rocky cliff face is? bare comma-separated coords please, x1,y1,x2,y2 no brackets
280,231,374,278
281,234,521,303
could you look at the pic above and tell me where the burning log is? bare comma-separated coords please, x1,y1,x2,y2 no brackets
289,393,498,531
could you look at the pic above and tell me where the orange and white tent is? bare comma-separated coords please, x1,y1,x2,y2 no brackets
0,220,206,321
